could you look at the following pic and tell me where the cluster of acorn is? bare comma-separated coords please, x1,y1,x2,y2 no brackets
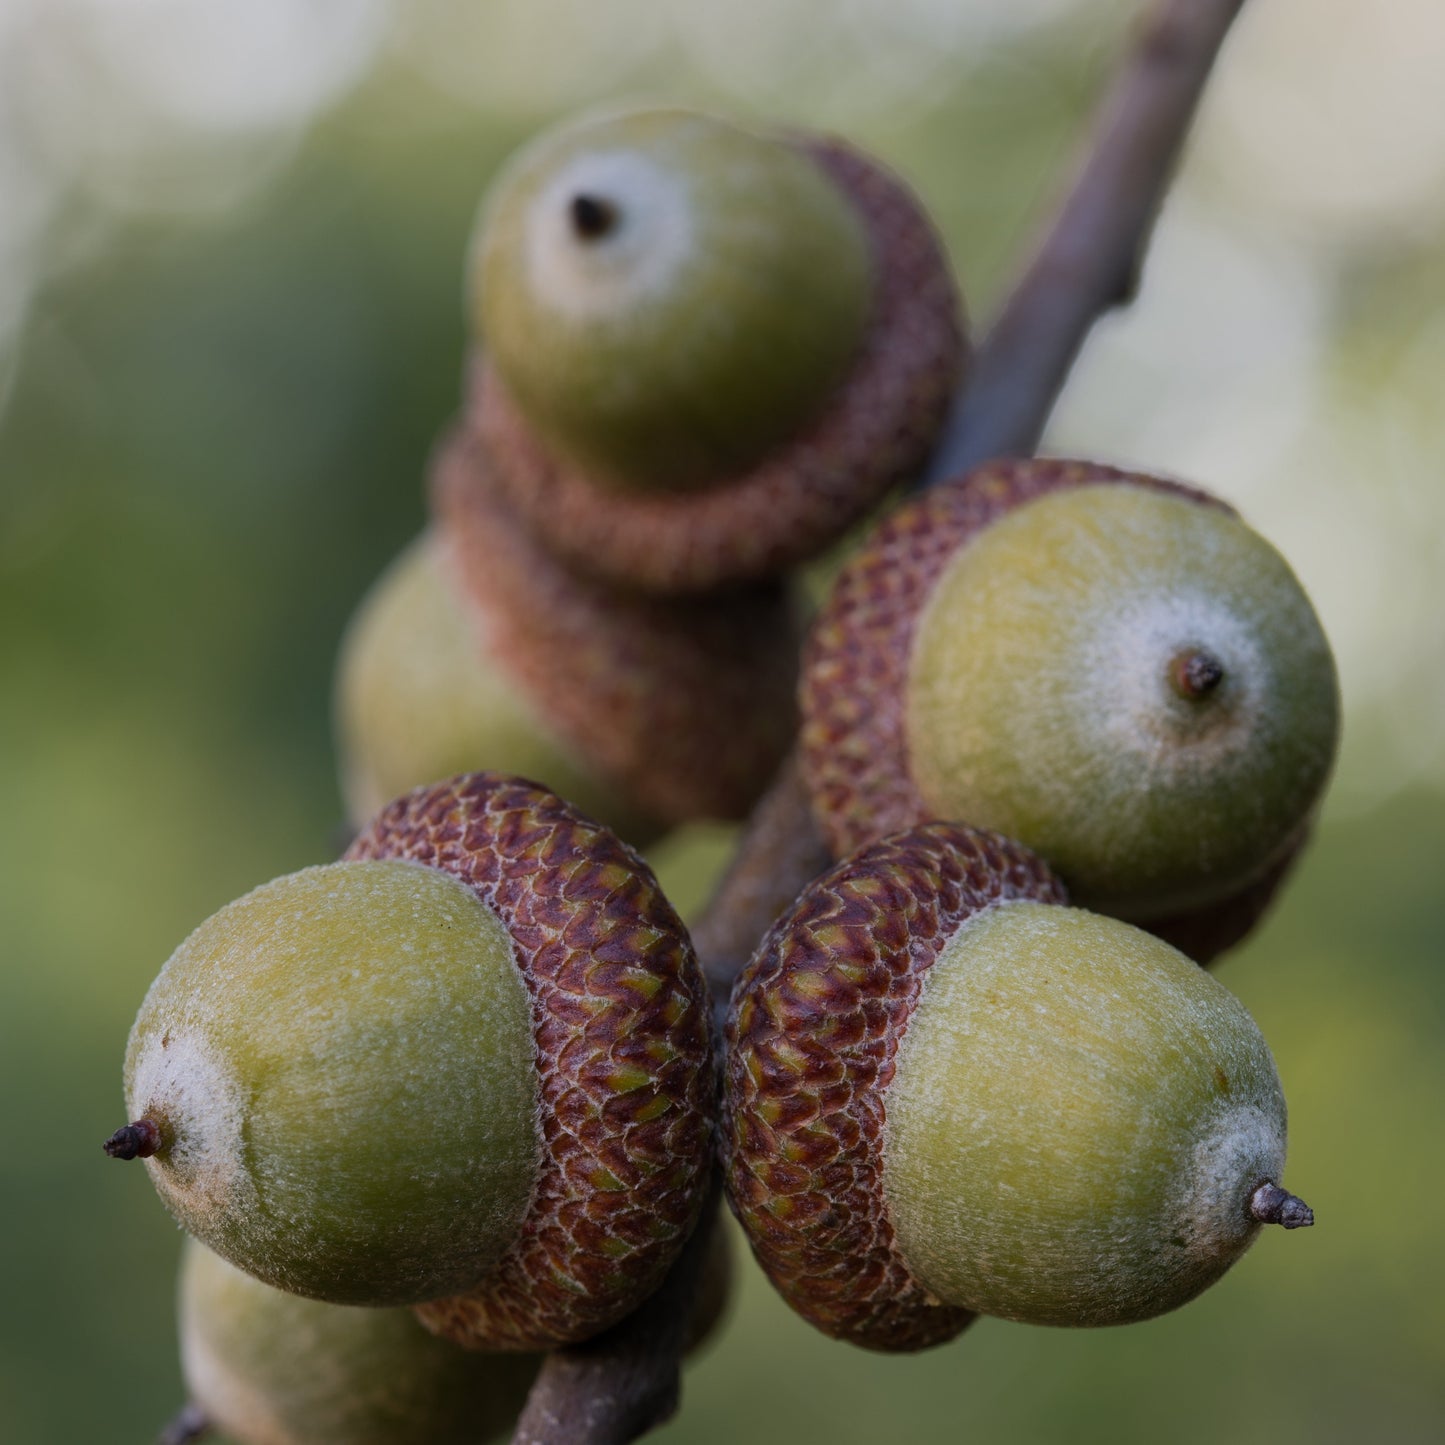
106,107,1338,1444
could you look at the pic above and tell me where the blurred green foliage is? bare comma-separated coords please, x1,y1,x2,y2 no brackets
1,51,1442,1445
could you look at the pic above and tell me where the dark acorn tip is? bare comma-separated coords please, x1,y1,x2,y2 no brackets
569,193,619,240
1169,646,1225,701
158,1402,211,1445
1249,1180,1314,1230
103,1118,162,1161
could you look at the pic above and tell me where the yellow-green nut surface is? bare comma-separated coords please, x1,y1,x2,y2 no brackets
801,459,1340,951
179,1239,539,1445
126,858,537,1308
333,530,651,839
885,902,1287,1328
472,107,872,493
724,823,1302,1349
121,774,715,1350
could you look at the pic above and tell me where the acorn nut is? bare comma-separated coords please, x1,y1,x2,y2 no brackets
177,1238,540,1445
466,107,968,592
174,1223,734,1445
800,459,1340,959
723,823,1311,1350
110,773,714,1351
334,529,655,840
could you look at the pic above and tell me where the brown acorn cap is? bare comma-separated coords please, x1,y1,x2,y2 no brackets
432,428,801,827
346,773,714,1351
722,822,1066,1352
1146,820,1309,963
467,137,967,595
797,457,1295,965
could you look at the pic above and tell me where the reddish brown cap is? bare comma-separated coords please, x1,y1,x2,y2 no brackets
468,137,967,594
347,773,714,1350
723,821,1065,1351
433,429,801,827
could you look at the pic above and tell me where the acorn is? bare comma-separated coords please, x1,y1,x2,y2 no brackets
466,106,967,593
334,530,653,840
107,773,714,1350
799,458,1340,960
723,822,1312,1351
337,430,802,836
174,1224,734,1445
177,1238,540,1445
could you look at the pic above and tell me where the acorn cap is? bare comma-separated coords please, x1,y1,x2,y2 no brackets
432,428,801,826
469,136,967,594
799,458,1338,960
179,1239,540,1445
348,774,714,1351
724,823,1305,1347
723,823,1065,1351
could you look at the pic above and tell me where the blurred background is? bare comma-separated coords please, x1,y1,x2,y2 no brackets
1,0,1442,1441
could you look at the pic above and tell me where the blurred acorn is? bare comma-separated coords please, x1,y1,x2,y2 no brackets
336,430,802,838
467,107,966,593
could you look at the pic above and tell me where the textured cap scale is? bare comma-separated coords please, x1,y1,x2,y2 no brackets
347,773,714,1351
722,822,1066,1351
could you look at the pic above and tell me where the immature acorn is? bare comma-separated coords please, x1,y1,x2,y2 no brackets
175,1225,733,1445
337,430,801,836
723,823,1312,1351
466,106,967,593
334,530,652,839
177,1239,540,1445
108,773,714,1351
800,458,1340,960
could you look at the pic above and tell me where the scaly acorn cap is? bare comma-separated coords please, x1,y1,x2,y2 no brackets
723,823,1309,1349
724,823,1065,1351
799,458,1340,960
432,428,801,826
468,127,966,593
334,529,657,842
113,774,714,1351
352,775,714,1351
178,1238,540,1445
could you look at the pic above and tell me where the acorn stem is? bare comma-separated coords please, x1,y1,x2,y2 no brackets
158,1402,211,1445
103,1118,162,1160
1249,1180,1314,1229
1168,647,1225,700
570,194,619,241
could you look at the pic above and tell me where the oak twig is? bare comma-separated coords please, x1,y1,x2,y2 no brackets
510,1182,721,1445
158,1402,210,1445
511,1,1248,1440
929,0,1247,479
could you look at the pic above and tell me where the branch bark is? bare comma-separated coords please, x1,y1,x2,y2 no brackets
511,1,1247,1439
930,0,1246,479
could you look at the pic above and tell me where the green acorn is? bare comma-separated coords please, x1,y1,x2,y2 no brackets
333,529,655,840
724,823,1312,1350
177,1239,539,1445
800,459,1340,958
467,107,967,592
108,774,714,1351
173,1223,733,1445
475,107,872,493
